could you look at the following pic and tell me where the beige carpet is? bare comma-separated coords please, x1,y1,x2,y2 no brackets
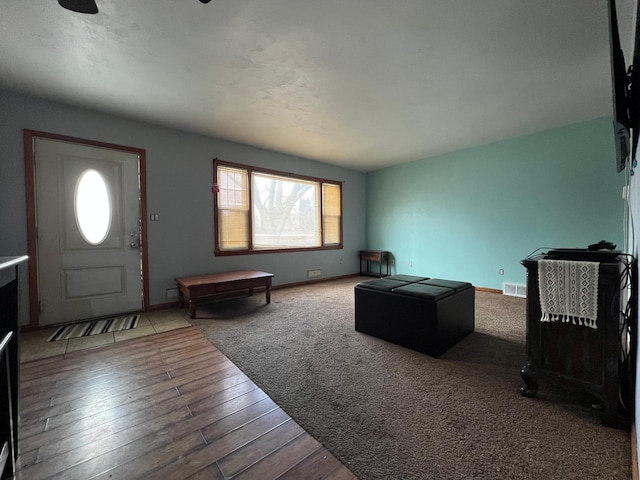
191,276,631,480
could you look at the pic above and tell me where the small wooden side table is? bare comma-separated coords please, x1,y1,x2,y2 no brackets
359,250,390,277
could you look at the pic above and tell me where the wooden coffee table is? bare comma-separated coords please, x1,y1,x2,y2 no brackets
175,270,274,318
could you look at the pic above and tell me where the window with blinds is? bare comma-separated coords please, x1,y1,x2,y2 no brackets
217,165,249,250
322,183,341,245
214,160,342,254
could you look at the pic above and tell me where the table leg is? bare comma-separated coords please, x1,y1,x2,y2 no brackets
188,297,196,319
266,285,271,304
520,361,538,398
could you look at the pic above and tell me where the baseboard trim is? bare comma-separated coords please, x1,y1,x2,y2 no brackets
475,286,503,294
145,274,507,311
145,273,362,311
147,301,179,311
273,273,361,290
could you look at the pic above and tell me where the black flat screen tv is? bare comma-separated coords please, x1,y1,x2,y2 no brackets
608,0,632,173
629,0,640,162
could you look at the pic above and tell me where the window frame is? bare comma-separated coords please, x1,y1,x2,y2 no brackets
214,159,343,256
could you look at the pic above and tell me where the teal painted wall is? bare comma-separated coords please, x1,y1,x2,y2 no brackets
366,117,625,290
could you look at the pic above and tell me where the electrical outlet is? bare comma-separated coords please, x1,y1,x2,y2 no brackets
166,287,178,299
307,269,322,278
408,261,413,267
499,268,505,275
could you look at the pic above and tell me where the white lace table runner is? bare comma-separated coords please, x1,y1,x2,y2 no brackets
537,259,600,329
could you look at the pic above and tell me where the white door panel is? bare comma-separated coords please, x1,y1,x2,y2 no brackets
35,138,142,326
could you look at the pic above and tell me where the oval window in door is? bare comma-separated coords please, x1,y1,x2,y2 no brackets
74,169,112,245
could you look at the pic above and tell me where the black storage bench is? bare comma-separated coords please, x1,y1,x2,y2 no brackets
354,275,475,357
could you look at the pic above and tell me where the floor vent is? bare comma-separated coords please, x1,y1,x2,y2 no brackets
503,282,527,298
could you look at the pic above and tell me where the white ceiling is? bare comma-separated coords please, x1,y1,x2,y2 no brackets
0,1,633,171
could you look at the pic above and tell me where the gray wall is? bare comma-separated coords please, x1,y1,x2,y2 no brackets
0,89,367,316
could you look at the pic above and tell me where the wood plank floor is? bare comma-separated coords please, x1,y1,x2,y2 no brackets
16,326,357,480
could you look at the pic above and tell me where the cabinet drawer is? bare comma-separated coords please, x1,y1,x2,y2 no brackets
361,251,382,261
215,279,263,293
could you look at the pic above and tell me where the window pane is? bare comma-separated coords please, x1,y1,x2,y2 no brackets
219,210,249,250
74,169,111,245
252,172,321,248
323,183,341,245
217,166,249,250
323,216,340,244
214,160,343,254
323,183,340,215
218,166,248,208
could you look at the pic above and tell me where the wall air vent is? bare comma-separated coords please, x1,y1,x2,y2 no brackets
503,282,527,298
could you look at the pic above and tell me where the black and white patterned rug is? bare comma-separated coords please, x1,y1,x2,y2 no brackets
48,314,140,342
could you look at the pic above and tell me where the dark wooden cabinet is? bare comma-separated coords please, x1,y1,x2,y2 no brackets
520,255,635,429
0,256,27,479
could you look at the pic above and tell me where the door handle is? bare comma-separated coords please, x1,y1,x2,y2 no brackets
129,231,140,249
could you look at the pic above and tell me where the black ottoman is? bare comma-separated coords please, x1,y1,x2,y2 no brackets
419,278,473,291
355,278,475,357
385,274,430,283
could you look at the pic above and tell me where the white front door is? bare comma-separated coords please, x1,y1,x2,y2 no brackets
34,137,143,326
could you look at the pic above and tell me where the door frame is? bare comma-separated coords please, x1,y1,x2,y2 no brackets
23,129,150,330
